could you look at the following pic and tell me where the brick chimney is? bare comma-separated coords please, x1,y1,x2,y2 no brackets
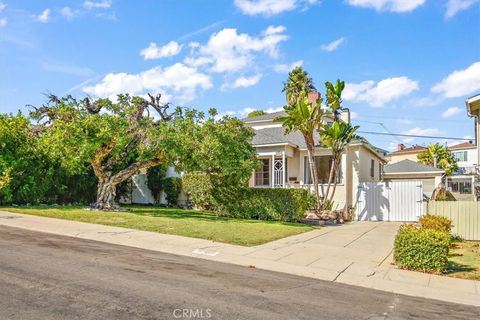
308,91,320,103
397,144,406,151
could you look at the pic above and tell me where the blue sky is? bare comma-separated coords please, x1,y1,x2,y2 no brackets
1,0,479,151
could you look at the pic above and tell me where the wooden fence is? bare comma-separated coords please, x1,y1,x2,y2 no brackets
426,201,480,240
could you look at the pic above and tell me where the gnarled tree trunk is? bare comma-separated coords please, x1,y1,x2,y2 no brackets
92,178,118,210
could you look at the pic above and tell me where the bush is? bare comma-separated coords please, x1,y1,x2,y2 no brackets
420,214,452,233
161,177,182,206
214,187,316,222
146,165,167,204
182,173,215,209
394,224,450,273
182,172,315,221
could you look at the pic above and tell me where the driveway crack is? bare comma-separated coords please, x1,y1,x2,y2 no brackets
343,224,381,248
332,262,354,282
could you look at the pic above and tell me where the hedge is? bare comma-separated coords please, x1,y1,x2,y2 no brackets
182,173,316,222
394,224,450,273
213,187,316,222
161,177,182,206
182,173,215,209
419,214,452,233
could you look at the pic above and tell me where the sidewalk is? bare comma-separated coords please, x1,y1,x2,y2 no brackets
0,210,479,307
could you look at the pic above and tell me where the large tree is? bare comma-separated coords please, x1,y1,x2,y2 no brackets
31,94,173,210
31,94,258,210
418,143,458,175
282,66,316,106
325,79,346,122
277,95,327,211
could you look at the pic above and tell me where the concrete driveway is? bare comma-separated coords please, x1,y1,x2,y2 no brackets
248,221,401,277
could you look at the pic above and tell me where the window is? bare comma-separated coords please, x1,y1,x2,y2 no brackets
255,159,270,186
378,163,383,180
448,180,472,194
370,159,375,178
453,151,468,162
304,156,342,184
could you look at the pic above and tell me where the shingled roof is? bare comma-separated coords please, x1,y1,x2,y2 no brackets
384,159,444,174
449,142,476,150
251,126,318,148
388,145,426,156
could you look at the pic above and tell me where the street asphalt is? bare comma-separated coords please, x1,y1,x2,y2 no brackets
0,225,478,320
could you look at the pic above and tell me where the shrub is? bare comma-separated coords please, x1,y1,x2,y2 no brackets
146,165,167,204
419,214,452,233
394,224,450,273
161,177,182,206
182,173,215,209
213,187,316,222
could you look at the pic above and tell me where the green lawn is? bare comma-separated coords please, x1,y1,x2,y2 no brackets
446,241,480,281
0,205,315,246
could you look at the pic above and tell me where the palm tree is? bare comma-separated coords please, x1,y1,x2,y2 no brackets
319,122,360,204
276,94,328,211
282,67,316,106
325,79,345,122
417,143,458,175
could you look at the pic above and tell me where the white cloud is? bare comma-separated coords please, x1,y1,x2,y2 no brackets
234,0,317,16
186,25,288,73
346,0,425,12
0,17,6,27
140,41,183,60
343,76,419,107
239,107,257,117
61,7,80,20
265,107,284,113
83,0,112,9
321,37,345,52
82,63,212,102
441,106,463,118
401,127,442,143
231,74,263,88
445,0,479,18
274,60,303,73
431,62,480,98
36,9,51,23
350,111,359,119
0,1,6,12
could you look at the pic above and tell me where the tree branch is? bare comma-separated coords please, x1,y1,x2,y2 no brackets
146,93,172,121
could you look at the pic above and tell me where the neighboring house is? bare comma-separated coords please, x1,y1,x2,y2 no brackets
244,110,386,210
447,142,477,201
383,159,444,198
466,93,480,166
386,144,426,163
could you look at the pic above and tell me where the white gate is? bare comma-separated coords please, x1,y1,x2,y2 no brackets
356,181,423,221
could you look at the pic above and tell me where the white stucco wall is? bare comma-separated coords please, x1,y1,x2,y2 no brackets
452,148,477,172
124,166,187,206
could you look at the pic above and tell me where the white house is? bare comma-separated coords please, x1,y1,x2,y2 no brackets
445,141,478,200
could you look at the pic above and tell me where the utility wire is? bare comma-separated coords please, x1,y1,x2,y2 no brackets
358,131,471,141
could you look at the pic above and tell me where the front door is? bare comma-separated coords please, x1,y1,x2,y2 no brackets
273,158,286,187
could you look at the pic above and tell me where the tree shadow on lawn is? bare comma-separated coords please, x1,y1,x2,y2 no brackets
445,258,476,276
